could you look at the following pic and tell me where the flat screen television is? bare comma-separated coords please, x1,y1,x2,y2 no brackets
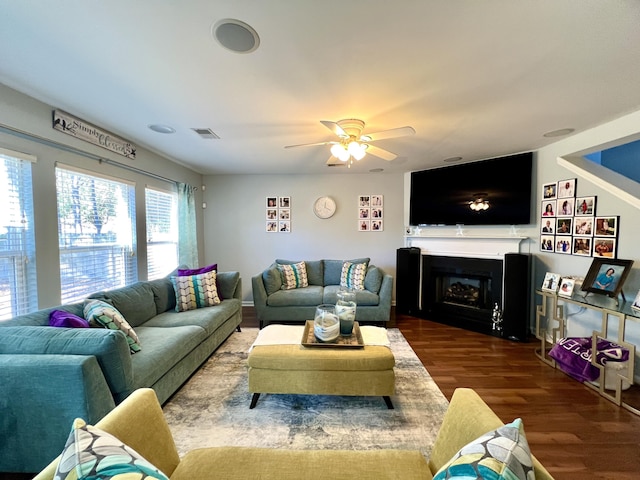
409,152,533,226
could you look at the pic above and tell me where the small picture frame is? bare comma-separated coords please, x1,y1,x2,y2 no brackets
555,237,572,254
632,290,640,311
371,195,383,207
557,197,575,217
573,237,592,256
557,178,576,198
279,209,290,220
581,258,634,299
266,209,277,220
573,217,594,236
266,221,277,232
266,196,278,208
358,195,371,207
595,216,618,236
555,217,572,235
541,218,554,234
593,238,617,258
558,277,576,297
278,220,290,232
371,219,383,231
540,235,554,252
575,196,596,216
359,208,370,219
541,200,556,217
279,196,290,208
542,182,557,200
358,220,370,231
542,272,561,292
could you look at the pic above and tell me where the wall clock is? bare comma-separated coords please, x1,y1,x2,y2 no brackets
313,196,336,219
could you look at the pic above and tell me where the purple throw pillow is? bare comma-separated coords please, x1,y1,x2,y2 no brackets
177,263,222,300
49,309,90,328
178,263,217,276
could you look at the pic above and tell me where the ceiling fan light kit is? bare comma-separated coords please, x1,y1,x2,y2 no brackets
284,118,415,168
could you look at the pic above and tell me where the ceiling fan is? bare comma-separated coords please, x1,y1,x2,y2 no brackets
284,119,415,167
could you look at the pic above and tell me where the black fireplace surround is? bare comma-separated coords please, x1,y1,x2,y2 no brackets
419,253,529,341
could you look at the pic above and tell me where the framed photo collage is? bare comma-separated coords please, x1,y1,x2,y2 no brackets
358,195,384,231
540,178,619,258
266,196,291,233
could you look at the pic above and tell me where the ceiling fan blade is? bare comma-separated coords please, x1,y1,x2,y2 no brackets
284,141,335,149
365,144,397,161
362,126,415,142
320,120,348,138
326,156,339,165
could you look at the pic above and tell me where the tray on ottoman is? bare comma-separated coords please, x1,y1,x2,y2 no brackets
301,320,364,348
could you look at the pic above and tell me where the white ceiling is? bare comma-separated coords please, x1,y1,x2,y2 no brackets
2,1,640,175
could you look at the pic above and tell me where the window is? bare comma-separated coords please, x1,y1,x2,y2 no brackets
56,166,137,303
145,187,178,279
0,148,38,320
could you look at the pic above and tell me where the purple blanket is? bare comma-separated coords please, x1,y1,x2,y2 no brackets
549,337,629,382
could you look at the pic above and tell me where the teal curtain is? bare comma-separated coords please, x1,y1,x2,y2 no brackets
177,182,198,267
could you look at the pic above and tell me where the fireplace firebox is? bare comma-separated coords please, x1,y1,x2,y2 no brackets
419,253,529,341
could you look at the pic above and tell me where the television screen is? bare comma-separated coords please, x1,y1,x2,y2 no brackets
409,152,533,226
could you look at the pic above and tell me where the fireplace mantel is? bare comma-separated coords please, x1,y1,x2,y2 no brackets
405,235,527,259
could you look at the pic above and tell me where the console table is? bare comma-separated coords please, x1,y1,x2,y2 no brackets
535,289,638,415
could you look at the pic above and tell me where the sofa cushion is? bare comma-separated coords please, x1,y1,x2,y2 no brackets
263,263,282,295
49,310,89,328
278,261,309,290
323,285,379,306
88,282,157,328
216,271,240,300
340,261,367,290
364,265,383,293
148,277,177,314
84,299,142,354
171,270,221,312
267,286,324,307
433,418,534,480
53,418,169,480
323,258,370,285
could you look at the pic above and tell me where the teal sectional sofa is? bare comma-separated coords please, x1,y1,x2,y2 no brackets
0,271,242,474
252,258,392,328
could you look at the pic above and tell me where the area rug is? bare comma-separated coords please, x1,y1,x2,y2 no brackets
162,328,449,459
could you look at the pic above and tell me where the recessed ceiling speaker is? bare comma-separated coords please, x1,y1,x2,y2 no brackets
212,19,260,54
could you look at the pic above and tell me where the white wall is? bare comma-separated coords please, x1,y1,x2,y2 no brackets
201,173,404,302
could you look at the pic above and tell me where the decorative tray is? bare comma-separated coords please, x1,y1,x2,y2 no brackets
301,320,364,348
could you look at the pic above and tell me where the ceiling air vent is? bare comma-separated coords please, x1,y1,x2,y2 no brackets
191,128,220,139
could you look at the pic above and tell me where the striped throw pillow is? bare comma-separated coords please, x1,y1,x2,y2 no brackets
278,261,308,290
340,261,367,291
171,270,221,312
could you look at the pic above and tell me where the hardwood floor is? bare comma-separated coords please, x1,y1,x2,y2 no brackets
242,308,640,479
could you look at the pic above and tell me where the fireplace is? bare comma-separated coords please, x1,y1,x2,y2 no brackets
422,255,503,335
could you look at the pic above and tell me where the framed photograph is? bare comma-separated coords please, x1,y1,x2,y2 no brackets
595,216,618,236
371,208,383,219
542,182,557,200
359,208,370,219
266,196,277,208
555,237,572,254
358,220,370,231
593,238,617,258
266,221,277,232
279,196,290,208
581,258,634,299
278,208,290,220
371,195,383,207
542,272,561,292
278,220,290,232
266,209,277,220
556,217,572,235
575,196,596,216
573,237,592,256
358,195,371,207
371,219,383,231
632,289,640,311
558,277,576,297
557,197,575,216
541,200,557,217
557,178,576,198
573,217,594,236
540,235,554,252
541,218,554,234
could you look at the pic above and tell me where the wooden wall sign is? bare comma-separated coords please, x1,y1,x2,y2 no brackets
52,109,136,159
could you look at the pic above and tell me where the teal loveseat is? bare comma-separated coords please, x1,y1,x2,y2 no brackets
252,258,392,329
0,271,242,474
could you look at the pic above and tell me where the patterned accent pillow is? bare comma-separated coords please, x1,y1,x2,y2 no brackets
433,418,535,480
278,261,309,290
340,261,367,291
53,418,169,480
84,299,141,354
177,263,223,300
171,270,221,312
